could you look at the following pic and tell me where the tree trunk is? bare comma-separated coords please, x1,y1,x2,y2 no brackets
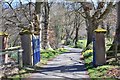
109,1,120,53
65,29,70,45
86,17,100,47
106,24,110,38
75,27,79,48
74,13,80,48
87,28,93,46
35,1,42,48
54,25,60,48
86,19,96,46
81,2,114,47
42,2,51,49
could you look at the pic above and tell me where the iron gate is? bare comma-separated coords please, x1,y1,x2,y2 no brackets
32,35,40,65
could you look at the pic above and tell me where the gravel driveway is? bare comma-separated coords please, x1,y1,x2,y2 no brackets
25,47,90,80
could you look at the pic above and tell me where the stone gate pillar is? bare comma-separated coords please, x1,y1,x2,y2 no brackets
19,30,33,66
93,27,107,66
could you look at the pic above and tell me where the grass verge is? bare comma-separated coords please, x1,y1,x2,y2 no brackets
82,49,119,79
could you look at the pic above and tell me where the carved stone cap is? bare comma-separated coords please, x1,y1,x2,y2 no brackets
0,32,8,36
94,27,107,33
19,29,32,35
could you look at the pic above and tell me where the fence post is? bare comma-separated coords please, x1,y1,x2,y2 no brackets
0,32,8,64
18,49,23,69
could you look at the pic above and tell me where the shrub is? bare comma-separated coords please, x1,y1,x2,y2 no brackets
57,48,68,53
40,48,68,65
85,56,93,64
88,65,113,78
41,53,50,58
10,52,18,60
41,48,68,60
82,49,93,58
76,40,87,49
83,49,119,78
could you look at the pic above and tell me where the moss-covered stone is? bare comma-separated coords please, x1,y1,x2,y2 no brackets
94,27,107,33
19,29,32,35
0,32,8,36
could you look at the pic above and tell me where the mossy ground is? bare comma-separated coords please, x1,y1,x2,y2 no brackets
82,49,119,79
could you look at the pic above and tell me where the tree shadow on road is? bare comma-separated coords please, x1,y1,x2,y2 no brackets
9,64,87,77
37,64,86,73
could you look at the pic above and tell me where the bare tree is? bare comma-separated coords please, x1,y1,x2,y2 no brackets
2,0,35,46
81,2,114,46
109,1,120,56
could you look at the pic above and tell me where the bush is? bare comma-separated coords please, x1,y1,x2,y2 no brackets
41,48,68,59
76,40,87,49
10,52,18,60
41,49,58,59
82,49,93,69
82,49,118,78
82,49,93,58
88,65,113,78
85,56,93,64
40,48,68,64
41,53,49,58
57,48,68,53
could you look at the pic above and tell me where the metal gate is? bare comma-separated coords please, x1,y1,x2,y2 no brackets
32,35,40,65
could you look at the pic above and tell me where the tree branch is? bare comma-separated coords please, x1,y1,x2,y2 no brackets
92,2,105,19
80,2,91,20
19,0,31,24
98,2,114,22
5,2,21,23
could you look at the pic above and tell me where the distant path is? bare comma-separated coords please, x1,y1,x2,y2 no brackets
26,46,90,80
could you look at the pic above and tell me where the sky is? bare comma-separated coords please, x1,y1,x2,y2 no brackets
3,0,118,7
3,0,96,8
4,0,119,3
4,0,35,3
3,0,35,8
4,0,119,4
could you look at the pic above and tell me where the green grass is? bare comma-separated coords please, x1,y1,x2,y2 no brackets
82,49,119,79
88,65,114,78
105,38,113,51
40,48,68,65
64,39,87,49
76,39,87,48
85,57,116,78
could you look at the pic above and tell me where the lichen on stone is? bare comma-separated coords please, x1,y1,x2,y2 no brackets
0,32,8,36
19,29,32,35
94,27,107,33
